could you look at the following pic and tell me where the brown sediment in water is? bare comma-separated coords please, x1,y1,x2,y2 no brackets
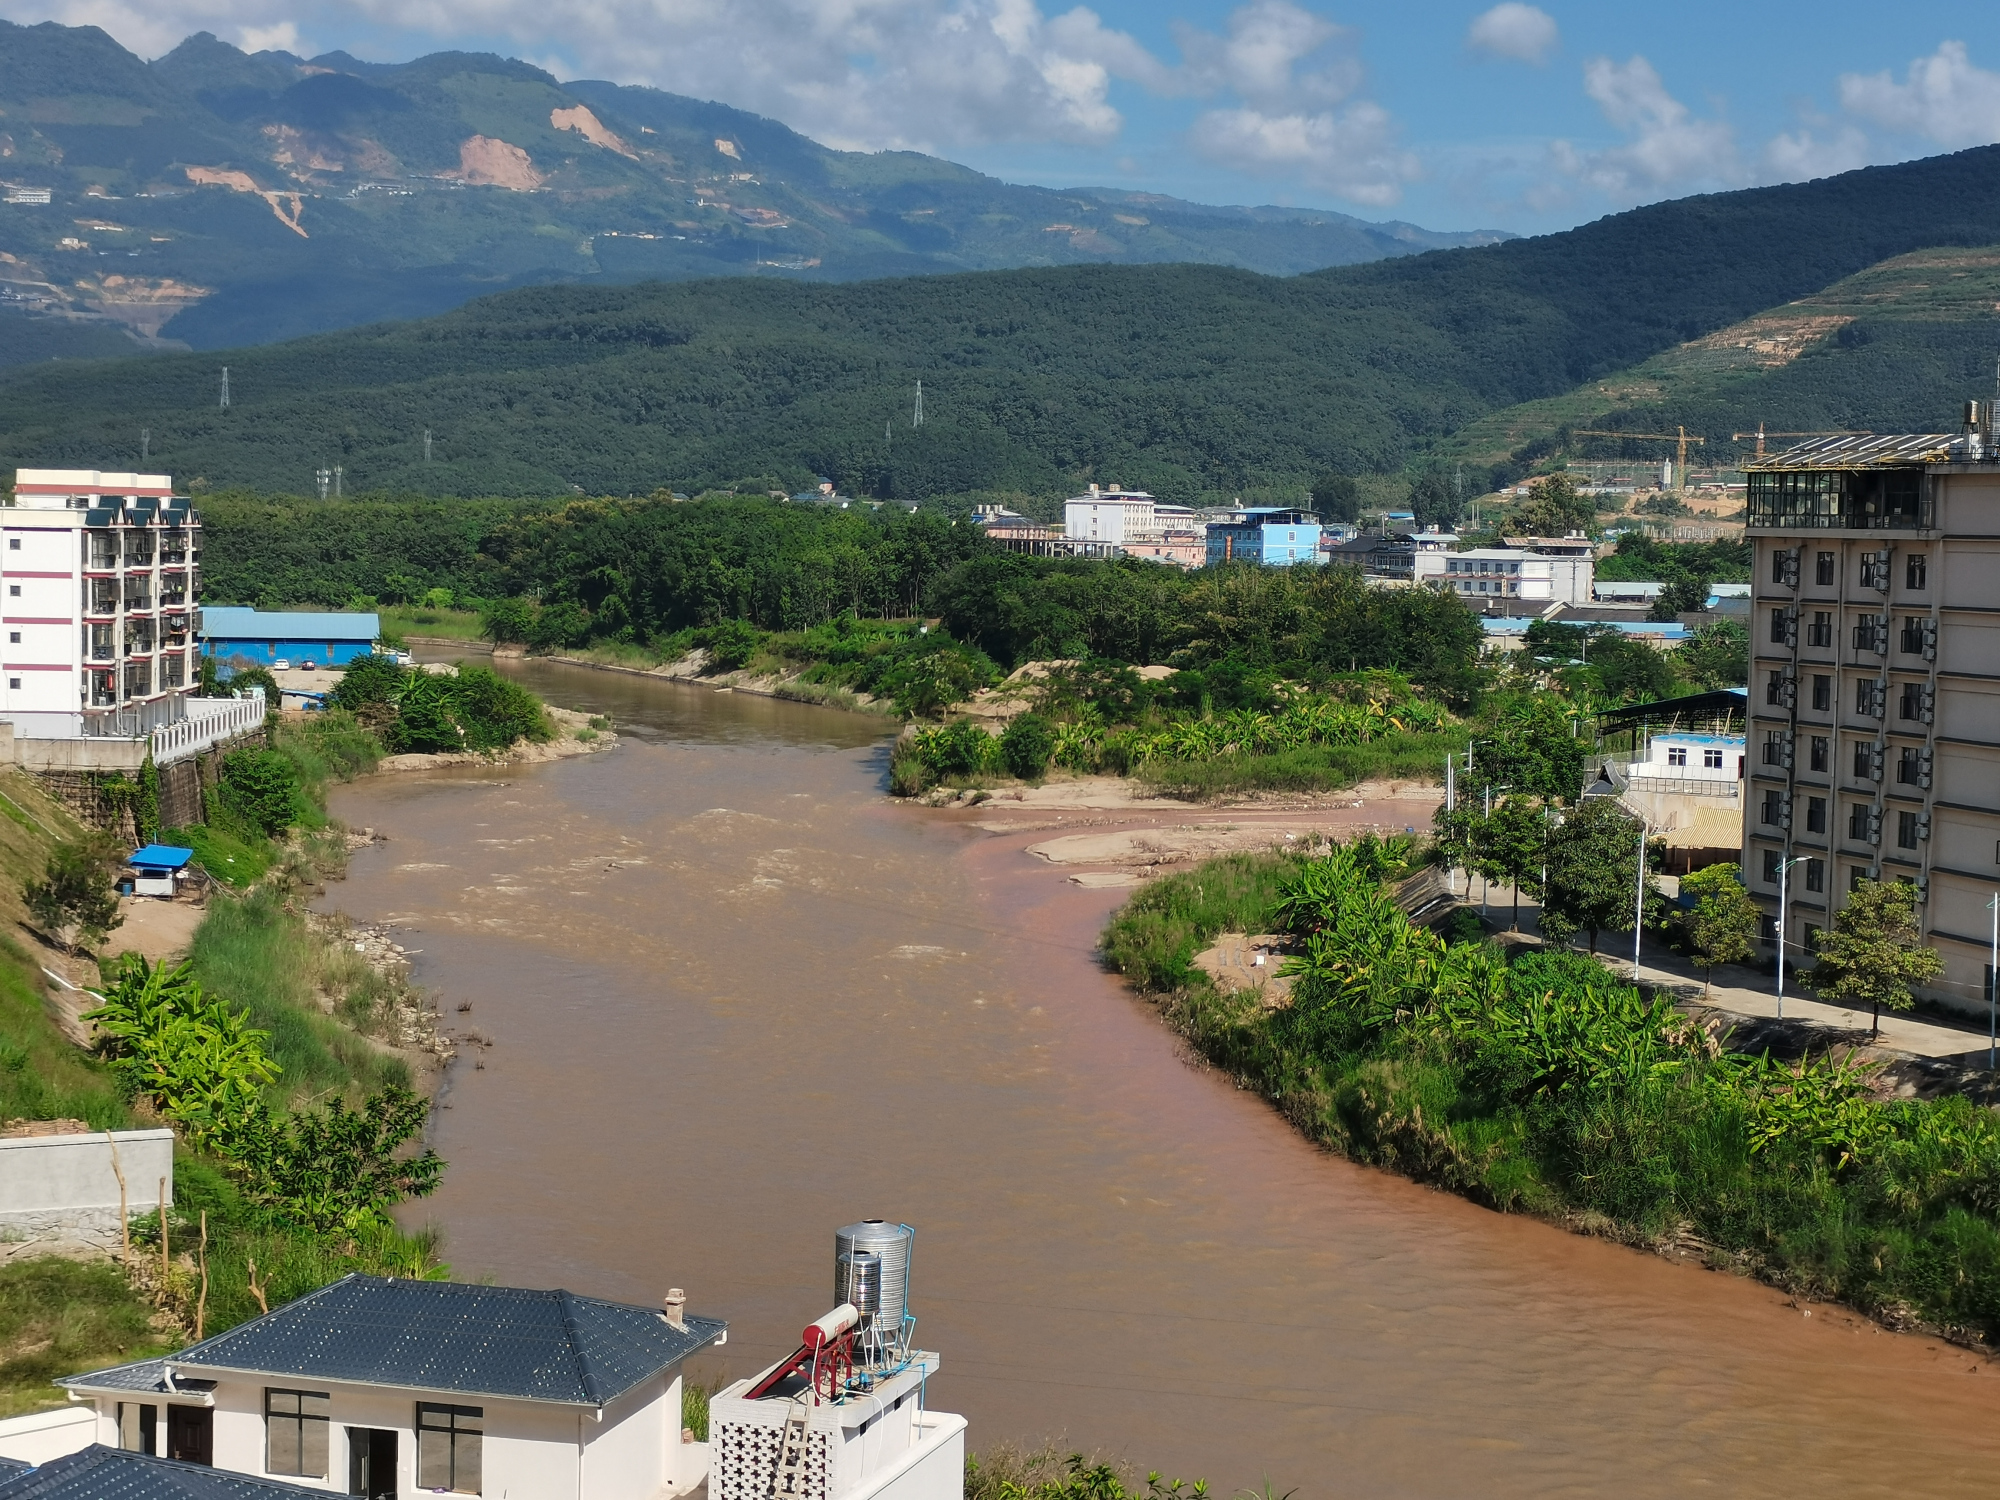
320,657,2000,1498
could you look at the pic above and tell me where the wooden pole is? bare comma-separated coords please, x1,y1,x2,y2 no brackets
195,1212,208,1341
105,1132,128,1260
158,1177,169,1293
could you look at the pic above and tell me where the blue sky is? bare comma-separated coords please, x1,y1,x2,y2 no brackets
17,0,2000,234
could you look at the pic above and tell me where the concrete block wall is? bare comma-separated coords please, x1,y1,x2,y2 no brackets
27,734,259,837
0,1128,173,1255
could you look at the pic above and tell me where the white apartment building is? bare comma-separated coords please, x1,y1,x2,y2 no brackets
1413,546,1593,605
1062,485,1157,545
1744,416,2000,1014
3,469,200,738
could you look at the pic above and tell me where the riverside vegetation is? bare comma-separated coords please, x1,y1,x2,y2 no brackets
0,663,560,1412
1103,841,2000,1341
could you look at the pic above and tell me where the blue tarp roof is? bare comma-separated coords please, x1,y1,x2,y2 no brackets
80,1273,725,1409
129,845,193,869
201,607,380,641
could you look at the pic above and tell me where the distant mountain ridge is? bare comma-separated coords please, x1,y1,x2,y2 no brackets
0,20,1508,355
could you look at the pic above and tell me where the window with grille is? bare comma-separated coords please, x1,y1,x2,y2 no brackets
1808,611,1832,647
1812,675,1830,711
265,1390,329,1478
1668,746,1688,766
1816,551,1835,585
1907,553,1928,589
1806,796,1826,834
1762,791,1787,826
1805,859,1825,893
417,1404,483,1494
1810,736,1829,772
1703,747,1724,769
1898,747,1928,786
1762,848,1783,883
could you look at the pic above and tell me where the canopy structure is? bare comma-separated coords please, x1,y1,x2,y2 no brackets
128,845,194,871
1595,688,1747,738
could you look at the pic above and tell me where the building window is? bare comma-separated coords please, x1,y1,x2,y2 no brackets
7,585,17,597
1898,810,1927,849
1668,746,1688,766
1761,790,1787,826
1806,796,1826,834
1808,610,1832,647
1851,865,1871,892
1900,616,1929,654
1810,735,1829,772
1766,669,1791,707
1811,675,1830,711
1816,551,1835,585
264,1389,330,1478
1898,681,1932,722
6,678,18,691
417,1404,483,1494
1762,730,1788,766
1770,607,1791,644
1853,739,1877,780
117,1403,155,1455
6,632,15,644
1804,859,1826,893
1703,747,1724,769
1762,848,1783,883
1907,553,1928,590
5,538,16,550
1856,678,1883,717
1850,803,1878,842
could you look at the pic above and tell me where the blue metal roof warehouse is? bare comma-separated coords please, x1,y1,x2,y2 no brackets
200,608,381,669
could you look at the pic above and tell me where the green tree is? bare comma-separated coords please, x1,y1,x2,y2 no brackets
218,748,303,837
1678,862,1760,996
1470,695,1589,803
239,1085,445,1234
23,837,124,955
1508,473,1594,537
480,597,538,645
1000,713,1055,780
1540,798,1655,952
1803,879,1944,1037
1648,572,1711,621
1678,619,1748,689
1588,632,1678,703
1310,472,1361,523
1475,797,1548,932
331,652,407,710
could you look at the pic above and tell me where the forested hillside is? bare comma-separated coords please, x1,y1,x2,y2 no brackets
10,143,2000,500
0,21,1495,356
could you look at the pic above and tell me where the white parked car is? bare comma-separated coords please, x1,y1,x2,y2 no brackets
272,658,291,671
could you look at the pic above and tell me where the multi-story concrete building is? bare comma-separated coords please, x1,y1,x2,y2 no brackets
1205,507,1322,567
1743,417,2000,1013
1062,485,1158,546
1413,546,1593,606
2,469,201,738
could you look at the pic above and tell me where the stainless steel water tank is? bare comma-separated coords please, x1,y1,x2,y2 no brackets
835,1221,912,1326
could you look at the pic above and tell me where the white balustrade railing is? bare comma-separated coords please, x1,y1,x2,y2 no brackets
148,696,264,765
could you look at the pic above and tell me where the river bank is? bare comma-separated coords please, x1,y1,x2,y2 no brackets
319,652,2000,1498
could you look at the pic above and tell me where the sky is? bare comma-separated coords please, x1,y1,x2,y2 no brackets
13,0,2000,234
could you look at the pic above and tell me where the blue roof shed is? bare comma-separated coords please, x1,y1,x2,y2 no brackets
129,845,194,872
200,608,381,669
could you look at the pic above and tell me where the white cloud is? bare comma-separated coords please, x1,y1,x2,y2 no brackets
1465,3,1555,66
237,19,299,52
1553,54,1741,197
1763,124,1872,181
1172,1,1418,205
1839,40,2000,149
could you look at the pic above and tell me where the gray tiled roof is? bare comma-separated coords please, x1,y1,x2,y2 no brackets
130,1274,723,1408
0,1447,321,1499
0,1459,26,1478
56,1359,215,1397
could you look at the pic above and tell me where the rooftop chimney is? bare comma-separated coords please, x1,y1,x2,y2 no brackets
664,1288,686,1330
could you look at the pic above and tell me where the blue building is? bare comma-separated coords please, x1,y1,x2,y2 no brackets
200,607,381,670
1205,508,1322,568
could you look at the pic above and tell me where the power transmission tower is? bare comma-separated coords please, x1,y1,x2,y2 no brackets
316,468,331,500
333,465,343,499
423,428,433,463
884,419,891,450
140,428,149,462
219,367,230,408
912,380,923,429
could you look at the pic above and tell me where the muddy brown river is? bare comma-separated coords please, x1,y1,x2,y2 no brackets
325,657,2000,1498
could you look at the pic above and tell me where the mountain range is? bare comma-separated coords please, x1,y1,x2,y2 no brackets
0,20,1505,354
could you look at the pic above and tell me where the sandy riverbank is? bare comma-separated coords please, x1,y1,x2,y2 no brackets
372,705,617,773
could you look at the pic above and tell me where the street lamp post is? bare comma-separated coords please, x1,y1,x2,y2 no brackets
1775,856,1809,1021
1987,892,1999,1072
1480,784,1509,922
1632,820,1649,984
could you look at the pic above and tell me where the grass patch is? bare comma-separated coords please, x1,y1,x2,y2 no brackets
185,889,410,1111
0,1258,170,1416
0,933,129,1129
1098,853,1294,992
167,822,273,890
1136,731,1455,800
377,605,487,642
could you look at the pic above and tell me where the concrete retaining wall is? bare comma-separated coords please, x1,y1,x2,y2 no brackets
0,1129,173,1255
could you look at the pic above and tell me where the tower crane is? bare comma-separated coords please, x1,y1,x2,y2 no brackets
1572,426,1705,490
1729,423,1873,459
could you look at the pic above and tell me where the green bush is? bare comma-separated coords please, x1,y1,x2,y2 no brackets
1000,714,1055,780
698,619,763,672
330,652,406,710
218,748,304,838
910,721,995,779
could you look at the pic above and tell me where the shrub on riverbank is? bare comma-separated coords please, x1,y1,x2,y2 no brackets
1105,847,2000,1340
331,654,551,753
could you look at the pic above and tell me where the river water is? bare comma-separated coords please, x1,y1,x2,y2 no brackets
325,658,2000,1498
